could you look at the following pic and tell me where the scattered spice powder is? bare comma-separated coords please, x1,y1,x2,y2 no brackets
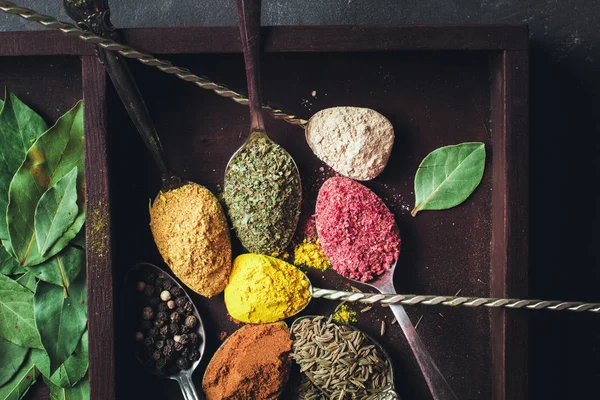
223,134,302,255
224,254,311,324
149,183,231,298
293,239,330,271
203,323,292,400
332,303,357,324
315,177,400,282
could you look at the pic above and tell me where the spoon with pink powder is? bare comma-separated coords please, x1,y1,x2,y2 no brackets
314,176,458,400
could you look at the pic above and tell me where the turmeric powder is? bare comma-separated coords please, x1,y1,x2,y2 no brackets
224,254,311,324
293,239,330,271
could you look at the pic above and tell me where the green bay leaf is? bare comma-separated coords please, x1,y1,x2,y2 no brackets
34,267,87,374
0,350,39,400
7,101,84,266
0,337,29,386
412,142,486,216
35,167,79,256
50,330,88,388
0,91,48,244
0,243,24,275
27,245,83,289
0,273,42,349
15,272,37,293
47,373,89,400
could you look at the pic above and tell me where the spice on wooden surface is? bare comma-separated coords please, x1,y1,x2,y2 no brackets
224,254,311,324
223,134,302,255
293,239,330,271
306,107,394,181
202,323,292,400
150,183,231,298
315,177,401,282
291,316,390,399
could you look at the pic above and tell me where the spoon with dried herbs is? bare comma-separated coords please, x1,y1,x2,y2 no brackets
223,0,302,256
126,262,206,400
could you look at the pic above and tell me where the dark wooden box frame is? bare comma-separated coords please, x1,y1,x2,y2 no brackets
0,25,528,400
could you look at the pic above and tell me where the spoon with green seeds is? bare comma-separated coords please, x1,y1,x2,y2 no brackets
223,0,302,256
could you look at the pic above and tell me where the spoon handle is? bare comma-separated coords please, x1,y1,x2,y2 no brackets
236,0,266,132
174,373,202,400
311,287,600,313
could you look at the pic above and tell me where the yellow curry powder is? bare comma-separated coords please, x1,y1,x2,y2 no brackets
224,254,311,324
150,184,232,298
332,304,357,324
293,239,330,271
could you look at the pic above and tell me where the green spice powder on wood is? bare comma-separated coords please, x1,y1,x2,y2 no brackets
223,134,301,255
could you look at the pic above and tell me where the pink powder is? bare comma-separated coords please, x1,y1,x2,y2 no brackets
315,177,400,282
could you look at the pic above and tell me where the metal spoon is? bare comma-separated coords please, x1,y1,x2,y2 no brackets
290,315,399,400
125,262,206,400
223,0,302,253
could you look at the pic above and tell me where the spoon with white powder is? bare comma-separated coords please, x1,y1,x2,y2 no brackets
305,106,395,181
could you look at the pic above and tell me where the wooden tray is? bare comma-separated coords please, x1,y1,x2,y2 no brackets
0,25,529,400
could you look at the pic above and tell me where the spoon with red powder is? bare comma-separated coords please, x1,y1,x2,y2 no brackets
314,177,458,400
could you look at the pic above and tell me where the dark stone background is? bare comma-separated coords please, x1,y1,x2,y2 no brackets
2,1,599,399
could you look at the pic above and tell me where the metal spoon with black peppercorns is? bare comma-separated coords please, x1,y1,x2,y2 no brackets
126,262,206,400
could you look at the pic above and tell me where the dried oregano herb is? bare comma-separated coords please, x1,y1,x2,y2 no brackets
223,133,301,255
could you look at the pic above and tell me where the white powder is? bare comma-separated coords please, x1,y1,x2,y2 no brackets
305,107,394,181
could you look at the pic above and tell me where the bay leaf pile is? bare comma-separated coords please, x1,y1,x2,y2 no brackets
0,91,89,399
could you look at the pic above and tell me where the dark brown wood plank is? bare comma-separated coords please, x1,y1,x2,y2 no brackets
82,55,115,400
0,25,528,57
490,49,529,400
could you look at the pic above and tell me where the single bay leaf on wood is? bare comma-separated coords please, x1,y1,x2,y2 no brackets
0,337,29,386
0,350,39,400
7,101,85,266
50,330,88,388
34,267,87,374
15,272,37,293
0,91,48,245
412,142,486,216
47,373,89,400
0,273,42,349
35,167,79,256
27,245,83,289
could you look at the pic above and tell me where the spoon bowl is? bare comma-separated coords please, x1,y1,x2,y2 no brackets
125,262,206,400
290,315,399,399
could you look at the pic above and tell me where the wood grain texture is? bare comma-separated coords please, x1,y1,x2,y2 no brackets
81,55,115,400
0,25,528,57
490,49,530,400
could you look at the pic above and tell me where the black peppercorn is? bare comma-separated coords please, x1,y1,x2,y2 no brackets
180,347,190,358
171,287,183,297
184,316,197,329
141,320,152,330
148,297,160,307
148,327,159,338
155,277,164,289
166,339,175,347
156,340,165,349
162,344,173,358
183,301,194,314
159,325,169,338
175,307,185,316
152,350,161,361
176,358,190,370
174,342,184,352
170,312,181,323
162,280,173,290
143,337,154,347
189,349,201,361
175,297,187,308
179,334,189,345
180,325,191,334
156,311,168,322
157,302,168,312
142,307,154,320
188,333,198,345
169,323,179,336
153,319,165,327
143,285,154,297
